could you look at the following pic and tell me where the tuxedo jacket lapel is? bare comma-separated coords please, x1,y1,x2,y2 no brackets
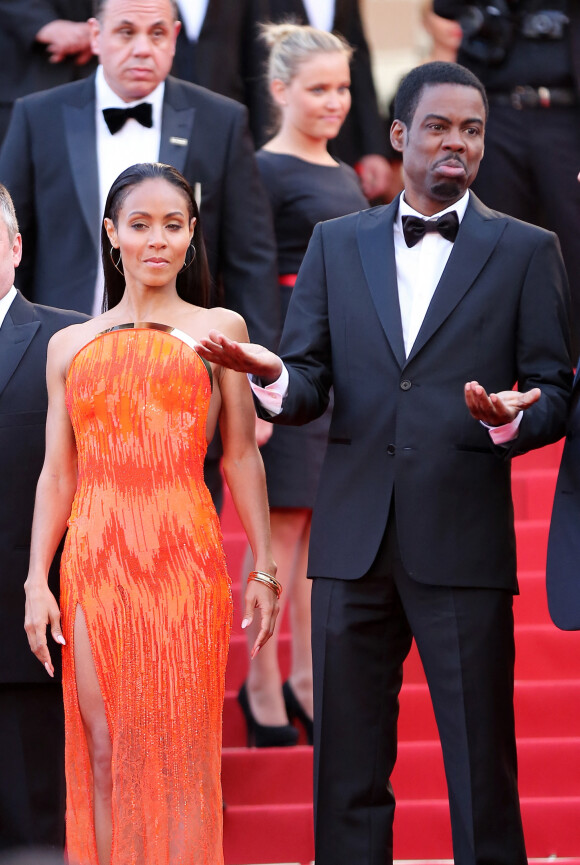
0,294,40,397
357,203,406,369
63,75,100,257
406,193,508,364
159,79,196,176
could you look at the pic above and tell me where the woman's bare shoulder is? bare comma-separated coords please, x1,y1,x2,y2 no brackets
48,316,113,378
196,306,248,341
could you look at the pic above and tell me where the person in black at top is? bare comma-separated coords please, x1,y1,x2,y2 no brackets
434,0,580,355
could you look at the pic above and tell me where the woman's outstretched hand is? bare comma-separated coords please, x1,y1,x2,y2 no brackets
24,581,65,677
197,330,283,384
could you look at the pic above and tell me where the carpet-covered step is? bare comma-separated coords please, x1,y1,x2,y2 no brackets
514,624,580,679
392,796,580,860
222,795,580,864
514,570,553,625
222,739,580,805
515,519,551,571
223,678,580,747
226,622,580,691
511,469,558,520
222,746,312,804
223,802,314,865
392,738,580,800
513,440,563,471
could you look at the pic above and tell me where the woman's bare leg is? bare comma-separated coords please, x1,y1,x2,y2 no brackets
287,516,313,719
74,606,113,865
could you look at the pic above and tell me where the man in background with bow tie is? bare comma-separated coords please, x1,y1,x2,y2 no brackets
0,0,277,343
198,61,572,865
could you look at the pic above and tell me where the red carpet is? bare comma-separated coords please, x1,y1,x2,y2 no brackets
221,438,580,864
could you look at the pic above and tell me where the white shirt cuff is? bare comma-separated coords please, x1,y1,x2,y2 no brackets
481,411,523,445
248,365,289,416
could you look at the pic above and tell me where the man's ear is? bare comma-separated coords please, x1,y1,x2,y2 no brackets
390,119,406,155
88,17,101,57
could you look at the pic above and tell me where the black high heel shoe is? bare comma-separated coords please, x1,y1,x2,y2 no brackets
283,680,314,745
237,682,299,748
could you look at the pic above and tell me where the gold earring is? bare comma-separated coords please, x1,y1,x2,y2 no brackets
109,246,123,275
180,242,196,272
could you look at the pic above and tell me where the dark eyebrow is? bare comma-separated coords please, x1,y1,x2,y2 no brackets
423,113,484,125
127,210,186,218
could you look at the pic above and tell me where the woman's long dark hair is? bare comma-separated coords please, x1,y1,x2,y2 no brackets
101,162,211,311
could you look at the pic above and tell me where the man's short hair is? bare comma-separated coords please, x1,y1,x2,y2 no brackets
394,61,489,129
0,184,19,242
92,0,178,20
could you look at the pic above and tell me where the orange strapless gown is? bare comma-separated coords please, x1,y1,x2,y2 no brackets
60,324,232,865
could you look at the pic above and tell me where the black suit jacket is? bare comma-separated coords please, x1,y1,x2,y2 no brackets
267,0,387,163
172,0,270,145
0,0,95,142
265,193,572,585
0,73,279,348
0,292,88,684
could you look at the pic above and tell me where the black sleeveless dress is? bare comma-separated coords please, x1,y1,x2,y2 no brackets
256,151,368,507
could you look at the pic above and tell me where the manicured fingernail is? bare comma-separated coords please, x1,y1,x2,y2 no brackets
241,617,251,629
55,635,66,645
44,662,54,677
251,645,261,659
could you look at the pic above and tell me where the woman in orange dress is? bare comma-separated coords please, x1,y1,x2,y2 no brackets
23,162,278,865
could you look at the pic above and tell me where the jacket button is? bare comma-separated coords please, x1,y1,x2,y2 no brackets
400,379,412,391
387,444,396,455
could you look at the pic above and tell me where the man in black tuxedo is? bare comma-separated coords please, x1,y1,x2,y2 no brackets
267,0,392,200
0,184,88,850
172,0,270,145
198,62,572,865
0,0,95,144
434,0,580,356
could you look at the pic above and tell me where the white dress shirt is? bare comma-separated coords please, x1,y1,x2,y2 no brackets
93,66,165,315
302,0,335,32
177,0,210,41
0,285,17,328
395,190,469,357
251,191,521,443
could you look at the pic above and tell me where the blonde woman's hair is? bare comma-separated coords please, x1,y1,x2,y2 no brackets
261,22,353,130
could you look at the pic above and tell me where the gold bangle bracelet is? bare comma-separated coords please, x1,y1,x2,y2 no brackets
248,571,282,595
248,570,282,599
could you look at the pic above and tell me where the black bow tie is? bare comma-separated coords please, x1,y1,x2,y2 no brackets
102,102,153,134
402,211,459,248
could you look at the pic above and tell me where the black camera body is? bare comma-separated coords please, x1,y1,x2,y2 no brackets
458,1,569,65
